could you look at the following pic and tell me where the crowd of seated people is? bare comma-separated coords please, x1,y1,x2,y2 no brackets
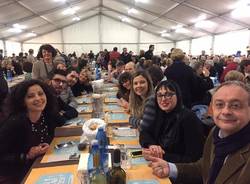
0,43,250,183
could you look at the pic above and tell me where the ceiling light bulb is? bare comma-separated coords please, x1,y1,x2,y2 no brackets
62,6,79,15
13,23,26,29
8,28,22,33
175,28,190,34
26,32,37,37
191,14,206,23
119,16,129,22
73,17,80,21
62,8,74,15
121,17,129,22
135,0,149,3
195,20,216,28
171,24,183,30
128,8,138,14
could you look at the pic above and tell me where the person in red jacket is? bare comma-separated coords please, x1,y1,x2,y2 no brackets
109,47,120,62
220,56,239,83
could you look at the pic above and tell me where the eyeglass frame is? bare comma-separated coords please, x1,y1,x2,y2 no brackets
52,78,67,86
156,92,176,100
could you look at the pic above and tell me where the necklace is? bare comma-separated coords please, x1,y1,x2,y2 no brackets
31,113,49,143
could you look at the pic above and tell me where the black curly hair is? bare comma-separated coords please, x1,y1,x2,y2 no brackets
6,79,58,117
36,44,57,59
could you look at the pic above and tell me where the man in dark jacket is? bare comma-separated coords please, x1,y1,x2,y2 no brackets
145,45,154,60
49,69,78,123
164,48,197,108
120,47,132,64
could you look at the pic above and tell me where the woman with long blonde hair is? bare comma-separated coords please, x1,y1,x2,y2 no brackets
129,70,154,128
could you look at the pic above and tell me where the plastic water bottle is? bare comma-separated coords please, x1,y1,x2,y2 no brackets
95,64,101,80
98,67,101,80
86,140,99,184
6,69,12,81
96,127,108,173
95,64,98,80
88,139,107,184
214,72,219,86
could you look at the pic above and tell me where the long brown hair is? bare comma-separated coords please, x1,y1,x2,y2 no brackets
129,70,154,118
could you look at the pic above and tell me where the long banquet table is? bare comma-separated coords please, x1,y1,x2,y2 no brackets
22,83,172,184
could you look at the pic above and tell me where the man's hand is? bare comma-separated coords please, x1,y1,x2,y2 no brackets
148,156,170,178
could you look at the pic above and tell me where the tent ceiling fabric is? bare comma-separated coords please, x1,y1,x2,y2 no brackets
0,0,249,42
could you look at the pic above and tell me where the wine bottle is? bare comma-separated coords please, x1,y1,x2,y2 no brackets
107,149,126,184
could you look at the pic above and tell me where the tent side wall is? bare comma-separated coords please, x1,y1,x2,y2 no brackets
3,15,248,57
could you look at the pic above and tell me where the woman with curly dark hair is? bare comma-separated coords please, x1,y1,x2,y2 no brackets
0,79,62,183
32,44,57,81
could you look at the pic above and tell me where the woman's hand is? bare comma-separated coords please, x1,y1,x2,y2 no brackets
142,148,153,160
149,145,165,159
26,143,49,160
118,98,129,109
142,145,165,160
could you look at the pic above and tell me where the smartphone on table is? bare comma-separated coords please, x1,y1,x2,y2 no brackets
130,150,143,158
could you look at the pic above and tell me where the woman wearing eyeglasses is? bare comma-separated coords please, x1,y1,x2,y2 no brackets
139,80,205,163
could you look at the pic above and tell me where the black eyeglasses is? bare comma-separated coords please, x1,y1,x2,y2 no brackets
52,78,67,85
156,92,175,100
121,79,129,84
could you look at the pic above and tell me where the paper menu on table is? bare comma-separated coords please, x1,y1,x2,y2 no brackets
75,97,92,104
113,128,137,137
76,105,92,113
35,173,73,184
127,180,159,184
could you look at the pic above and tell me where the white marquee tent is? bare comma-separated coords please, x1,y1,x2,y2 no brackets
0,0,250,56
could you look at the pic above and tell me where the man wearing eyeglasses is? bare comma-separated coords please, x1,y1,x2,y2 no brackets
148,81,250,184
49,69,78,124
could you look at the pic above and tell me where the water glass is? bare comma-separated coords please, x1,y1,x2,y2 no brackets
120,147,132,169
